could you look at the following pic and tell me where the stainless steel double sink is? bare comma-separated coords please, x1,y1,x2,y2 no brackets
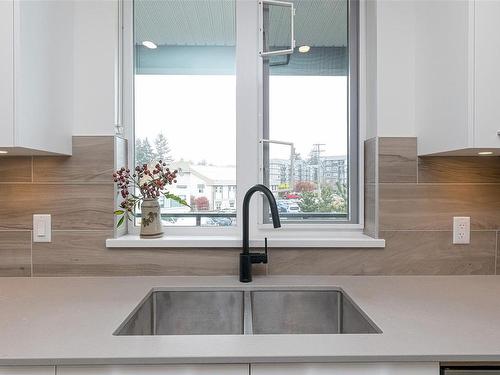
115,289,381,335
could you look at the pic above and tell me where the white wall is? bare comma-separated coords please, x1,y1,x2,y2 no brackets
73,0,118,136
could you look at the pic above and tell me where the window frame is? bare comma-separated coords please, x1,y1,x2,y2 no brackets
260,0,359,226
121,0,366,242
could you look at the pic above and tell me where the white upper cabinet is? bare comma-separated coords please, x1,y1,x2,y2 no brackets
474,0,500,149
0,0,14,147
415,0,500,155
0,0,73,156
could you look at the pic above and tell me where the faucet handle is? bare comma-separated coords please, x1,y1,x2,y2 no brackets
249,238,269,265
263,237,268,264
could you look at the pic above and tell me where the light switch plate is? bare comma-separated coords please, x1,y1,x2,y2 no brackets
453,216,470,244
33,214,51,243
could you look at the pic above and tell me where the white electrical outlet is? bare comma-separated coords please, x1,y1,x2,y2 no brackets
453,216,470,244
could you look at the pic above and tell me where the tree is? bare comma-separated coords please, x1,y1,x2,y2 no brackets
154,133,173,163
142,138,155,165
298,182,348,214
331,181,347,213
294,181,316,193
335,181,348,202
194,196,209,211
135,137,155,166
298,191,318,212
317,185,335,212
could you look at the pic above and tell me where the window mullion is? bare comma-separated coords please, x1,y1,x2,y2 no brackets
236,0,262,239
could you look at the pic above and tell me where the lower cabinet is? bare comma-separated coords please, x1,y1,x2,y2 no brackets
57,365,249,375
250,363,439,375
0,367,55,375
0,363,440,375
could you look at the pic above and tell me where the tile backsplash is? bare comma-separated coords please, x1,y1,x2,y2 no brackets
0,136,498,276
361,137,499,275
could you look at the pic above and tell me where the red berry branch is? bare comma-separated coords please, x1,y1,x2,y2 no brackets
113,160,189,228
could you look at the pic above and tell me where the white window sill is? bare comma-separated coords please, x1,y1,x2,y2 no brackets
106,234,385,248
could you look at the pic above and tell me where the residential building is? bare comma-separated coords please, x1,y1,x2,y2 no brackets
163,161,236,212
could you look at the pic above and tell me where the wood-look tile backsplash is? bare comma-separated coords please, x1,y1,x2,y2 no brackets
0,136,498,276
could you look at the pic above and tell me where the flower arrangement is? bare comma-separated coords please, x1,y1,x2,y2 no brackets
113,160,189,228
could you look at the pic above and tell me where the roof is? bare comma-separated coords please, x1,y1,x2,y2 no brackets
191,164,236,185
170,161,236,186
134,0,347,48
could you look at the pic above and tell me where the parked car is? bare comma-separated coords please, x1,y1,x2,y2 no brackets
277,201,288,213
213,217,233,226
287,203,301,213
201,217,233,227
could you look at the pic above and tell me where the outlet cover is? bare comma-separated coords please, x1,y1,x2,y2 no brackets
453,216,470,244
33,214,51,243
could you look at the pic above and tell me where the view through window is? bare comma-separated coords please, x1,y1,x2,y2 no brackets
262,0,352,223
133,0,356,227
134,0,236,227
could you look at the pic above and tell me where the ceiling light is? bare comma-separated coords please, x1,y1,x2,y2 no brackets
478,151,493,156
142,41,157,49
298,45,310,53
0,150,8,154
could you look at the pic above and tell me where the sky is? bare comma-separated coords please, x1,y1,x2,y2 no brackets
135,74,348,166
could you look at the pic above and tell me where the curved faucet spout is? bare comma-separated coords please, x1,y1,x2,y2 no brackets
242,184,281,255
240,184,281,282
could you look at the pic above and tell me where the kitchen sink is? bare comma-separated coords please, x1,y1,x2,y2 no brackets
115,291,244,335
114,288,380,336
251,290,379,334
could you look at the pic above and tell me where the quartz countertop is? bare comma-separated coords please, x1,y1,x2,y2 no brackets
1,275,500,365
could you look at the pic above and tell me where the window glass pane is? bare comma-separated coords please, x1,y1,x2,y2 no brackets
134,0,236,227
263,0,351,223
262,2,293,54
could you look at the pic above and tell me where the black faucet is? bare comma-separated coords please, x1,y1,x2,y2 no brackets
240,184,281,283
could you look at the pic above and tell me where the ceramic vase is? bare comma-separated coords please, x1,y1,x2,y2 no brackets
140,198,163,238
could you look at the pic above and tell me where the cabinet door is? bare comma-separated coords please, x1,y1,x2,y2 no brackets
0,367,55,375
0,0,14,147
414,0,471,155
251,363,439,375
14,0,73,155
57,365,249,375
475,0,500,149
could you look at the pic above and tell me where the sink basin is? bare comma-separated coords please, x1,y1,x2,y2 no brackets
251,290,380,334
115,291,244,335
115,288,380,335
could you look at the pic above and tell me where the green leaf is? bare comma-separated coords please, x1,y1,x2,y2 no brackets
163,192,190,207
114,210,125,215
117,215,125,228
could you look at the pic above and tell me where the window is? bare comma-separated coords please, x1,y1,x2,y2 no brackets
261,0,357,224
133,0,236,227
126,0,359,236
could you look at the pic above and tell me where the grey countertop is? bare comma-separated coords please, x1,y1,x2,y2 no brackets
1,275,500,365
